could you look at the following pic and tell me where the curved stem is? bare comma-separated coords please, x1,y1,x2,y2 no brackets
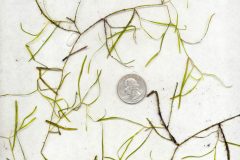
219,124,230,160
147,90,179,145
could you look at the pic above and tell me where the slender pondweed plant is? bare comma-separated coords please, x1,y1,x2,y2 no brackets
0,101,37,160
0,0,239,159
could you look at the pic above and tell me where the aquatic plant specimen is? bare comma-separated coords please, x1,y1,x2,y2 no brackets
96,89,240,159
0,0,239,159
0,101,37,160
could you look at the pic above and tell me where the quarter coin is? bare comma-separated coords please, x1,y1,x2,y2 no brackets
117,74,147,104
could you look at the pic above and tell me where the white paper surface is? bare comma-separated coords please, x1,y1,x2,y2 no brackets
0,0,240,160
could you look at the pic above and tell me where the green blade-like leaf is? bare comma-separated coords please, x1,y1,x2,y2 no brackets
12,101,19,150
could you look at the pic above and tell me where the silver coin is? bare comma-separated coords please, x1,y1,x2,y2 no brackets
117,74,147,104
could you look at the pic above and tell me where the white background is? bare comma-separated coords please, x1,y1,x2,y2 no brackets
0,0,240,159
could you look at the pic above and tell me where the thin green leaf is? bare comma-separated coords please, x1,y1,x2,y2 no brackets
226,141,240,148
117,128,144,158
141,18,175,28
12,101,19,150
24,24,48,60
19,117,36,131
101,125,104,160
18,106,37,131
20,23,37,36
214,148,217,160
45,120,77,131
119,137,134,160
147,119,171,141
9,139,16,160
97,116,146,128
177,30,182,53
183,14,215,45
104,157,116,160
29,26,57,61
145,51,160,67
117,128,143,159
203,73,232,88
145,25,169,67
108,11,135,56
82,70,102,105
78,55,87,102
26,44,35,60
178,58,190,108
174,14,179,33
182,149,214,159
107,27,137,40
125,130,152,160
88,44,105,74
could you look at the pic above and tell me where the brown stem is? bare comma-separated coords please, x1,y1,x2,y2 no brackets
147,90,179,146
219,124,230,160
73,4,167,36
171,146,179,160
35,0,79,33
171,114,240,160
179,114,240,146
147,118,172,142
62,46,88,61
36,67,62,71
